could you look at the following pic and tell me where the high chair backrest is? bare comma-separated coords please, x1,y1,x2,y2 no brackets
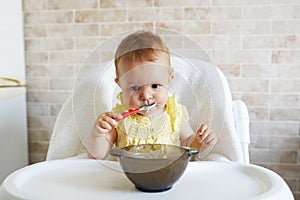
46,57,249,163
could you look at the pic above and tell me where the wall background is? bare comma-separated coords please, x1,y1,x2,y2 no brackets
22,0,299,198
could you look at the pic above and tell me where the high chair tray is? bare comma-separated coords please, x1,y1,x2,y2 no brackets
0,159,294,200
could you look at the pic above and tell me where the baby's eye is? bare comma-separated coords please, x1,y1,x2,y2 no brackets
130,86,140,91
151,84,161,89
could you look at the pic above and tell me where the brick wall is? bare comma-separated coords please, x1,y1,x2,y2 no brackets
23,0,300,198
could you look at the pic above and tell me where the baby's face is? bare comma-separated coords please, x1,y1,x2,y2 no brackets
116,54,173,116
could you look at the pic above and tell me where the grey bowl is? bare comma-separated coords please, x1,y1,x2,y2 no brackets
110,144,199,192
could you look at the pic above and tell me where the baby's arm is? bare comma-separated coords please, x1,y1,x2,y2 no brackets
86,112,119,160
179,122,195,147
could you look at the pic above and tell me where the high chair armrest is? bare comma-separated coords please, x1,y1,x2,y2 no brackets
232,100,250,163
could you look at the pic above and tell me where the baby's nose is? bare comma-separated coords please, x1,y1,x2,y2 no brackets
140,86,153,101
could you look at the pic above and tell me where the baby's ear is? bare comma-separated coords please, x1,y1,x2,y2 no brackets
169,72,174,83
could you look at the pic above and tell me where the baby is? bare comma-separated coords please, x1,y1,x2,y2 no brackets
87,31,217,159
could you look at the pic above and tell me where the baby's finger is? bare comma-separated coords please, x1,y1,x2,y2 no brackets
98,113,118,127
198,124,209,134
95,125,110,134
196,125,208,141
106,113,120,127
103,112,119,120
112,112,123,122
197,130,209,143
97,119,113,131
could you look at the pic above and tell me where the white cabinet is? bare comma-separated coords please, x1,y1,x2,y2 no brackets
0,0,28,183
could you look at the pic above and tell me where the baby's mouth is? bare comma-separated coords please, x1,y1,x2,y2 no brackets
138,104,162,117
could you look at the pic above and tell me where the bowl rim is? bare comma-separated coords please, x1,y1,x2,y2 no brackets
110,144,198,159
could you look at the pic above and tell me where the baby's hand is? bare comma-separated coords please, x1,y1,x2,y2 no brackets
88,112,121,159
96,112,122,134
195,124,217,149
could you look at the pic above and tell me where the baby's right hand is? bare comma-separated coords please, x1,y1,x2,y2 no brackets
88,112,121,159
96,112,122,133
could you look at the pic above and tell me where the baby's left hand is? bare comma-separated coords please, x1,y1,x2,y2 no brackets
195,124,217,149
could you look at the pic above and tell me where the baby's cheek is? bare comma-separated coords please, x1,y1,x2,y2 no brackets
155,96,168,108
127,96,139,107
161,91,169,103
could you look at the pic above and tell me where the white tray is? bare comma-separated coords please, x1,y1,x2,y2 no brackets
0,159,294,200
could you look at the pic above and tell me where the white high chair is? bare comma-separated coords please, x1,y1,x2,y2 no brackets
46,57,250,163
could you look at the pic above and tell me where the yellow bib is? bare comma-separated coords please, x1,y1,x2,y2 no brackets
113,93,187,148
